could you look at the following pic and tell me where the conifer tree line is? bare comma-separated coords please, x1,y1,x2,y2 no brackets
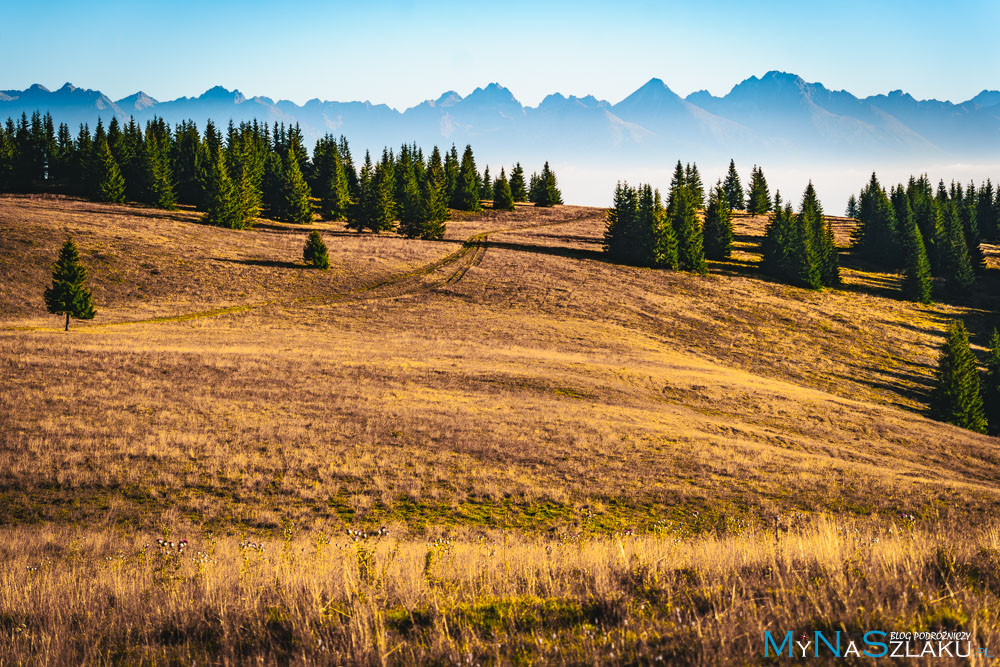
0,112,561,236
849,172,999,302
603,160,713,273
605,159,776,275
606,160,1000,300
760,183,840,289
930,319,1000,435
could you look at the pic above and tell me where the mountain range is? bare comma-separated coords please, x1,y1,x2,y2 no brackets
3,72,1000,206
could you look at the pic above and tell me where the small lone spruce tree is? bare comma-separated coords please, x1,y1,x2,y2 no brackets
303,230,330,269
44,237,96,331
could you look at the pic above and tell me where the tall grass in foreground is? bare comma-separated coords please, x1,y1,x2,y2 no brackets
2,517,999,664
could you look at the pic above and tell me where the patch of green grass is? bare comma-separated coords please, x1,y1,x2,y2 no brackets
386,596,612,638
554,387,589,399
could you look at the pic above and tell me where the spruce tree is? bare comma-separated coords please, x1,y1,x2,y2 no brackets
139,128,176,209
892,187,933,304
670,186,706,273
93,137,125,203
72,123,93,193
931,320,987,433
427,146,445,194
666,162,705,273
684,162,705,209
762,204,820,289
321,148,352,221
852,173,902,267
605,182,637,263
941,200,976,293
984,328,1000,435
172,121,203,206
651,188,678,270
200,144,243,229
444,145,460,205
0,125,13,193
509,162,527,202
370,157,396,232
480,166,493,201
746,166,772,215
800,182,839,286
533,161,562,207
347,151,374,232
528,172,541,203
789,205,822,289
666,161,686,212
417,170,447,239
606,181,673,268
958,187,986,273
303,230,330,269
976,179,997,242
393,143,413,205
227,130,263,227
634,184,660,267
397,164,422,235
280,149,313,224
450,145,481,211
492,167,515,211
338,136,358,199
911,183,946,275
44,237,97,331
722,159,743,210
261,151,284,220
702,183,733,261
846,194,858,218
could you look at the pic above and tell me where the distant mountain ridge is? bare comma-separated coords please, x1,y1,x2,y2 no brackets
3,72,1000,179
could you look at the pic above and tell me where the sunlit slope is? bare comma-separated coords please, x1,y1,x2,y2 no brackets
2,195,998,532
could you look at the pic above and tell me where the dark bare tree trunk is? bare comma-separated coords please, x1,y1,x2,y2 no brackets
65,311,69,331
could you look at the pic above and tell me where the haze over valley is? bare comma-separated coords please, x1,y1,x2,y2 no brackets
6,71,1000,208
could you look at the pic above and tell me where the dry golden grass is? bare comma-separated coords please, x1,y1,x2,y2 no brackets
2,195,1000,663
2,519,999,664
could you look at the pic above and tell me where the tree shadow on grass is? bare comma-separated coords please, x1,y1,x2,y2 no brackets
483,240,609,263
211,257,303,269
71,205,202,226
249,222,355,236
830,368,932,412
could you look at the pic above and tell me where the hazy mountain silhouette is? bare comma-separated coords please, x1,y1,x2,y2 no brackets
4,72,998,161
3,72,1000,205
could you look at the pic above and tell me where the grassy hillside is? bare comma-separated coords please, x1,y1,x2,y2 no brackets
2,195,999,663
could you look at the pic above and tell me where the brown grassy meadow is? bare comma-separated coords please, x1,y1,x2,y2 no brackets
2,194,1000,663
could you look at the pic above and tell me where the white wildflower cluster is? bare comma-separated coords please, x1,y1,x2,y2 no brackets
346,526,389,542
151,538,188,553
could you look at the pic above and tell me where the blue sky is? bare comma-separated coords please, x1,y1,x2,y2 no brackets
3,0,998,108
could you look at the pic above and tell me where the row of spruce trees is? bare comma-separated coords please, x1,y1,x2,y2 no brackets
604,161,725,273
0,111,562,237
607,159,1000,304
604,159,837,286
849,173,1000,303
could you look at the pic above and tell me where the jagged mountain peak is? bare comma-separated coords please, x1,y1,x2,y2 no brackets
117,91,159,111
614,77,683,112
463,83,520,109
199,85,246,104
968,90,1000,109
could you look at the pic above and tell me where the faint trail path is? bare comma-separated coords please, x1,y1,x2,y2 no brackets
3,212,599,333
